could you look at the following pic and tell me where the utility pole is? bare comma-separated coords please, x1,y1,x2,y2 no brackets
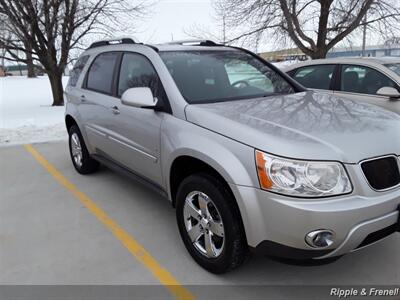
362,13,367,57
222,15,226,45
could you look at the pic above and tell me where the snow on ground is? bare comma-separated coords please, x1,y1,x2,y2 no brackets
0,76,69,146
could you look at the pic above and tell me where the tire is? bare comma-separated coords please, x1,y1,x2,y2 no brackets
176,173,248,274
68,125,99,174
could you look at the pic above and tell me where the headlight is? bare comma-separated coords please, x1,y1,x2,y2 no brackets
255,150,352,197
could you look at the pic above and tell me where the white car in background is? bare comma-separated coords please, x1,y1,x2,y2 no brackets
284,57,400,113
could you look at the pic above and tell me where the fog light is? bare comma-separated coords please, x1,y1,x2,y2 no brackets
305,230,335,248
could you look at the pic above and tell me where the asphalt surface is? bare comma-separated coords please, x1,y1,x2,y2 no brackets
1,141,399,299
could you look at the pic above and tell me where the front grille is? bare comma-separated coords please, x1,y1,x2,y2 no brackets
361,156,400,190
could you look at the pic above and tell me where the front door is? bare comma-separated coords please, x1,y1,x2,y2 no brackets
104,52,167,185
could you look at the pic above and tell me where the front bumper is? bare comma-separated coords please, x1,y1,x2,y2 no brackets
229,184,400,260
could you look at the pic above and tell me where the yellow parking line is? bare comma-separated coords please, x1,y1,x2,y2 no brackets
24,144,195,300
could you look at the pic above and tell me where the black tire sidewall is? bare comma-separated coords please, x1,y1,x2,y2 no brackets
68,125,98,174
176,173,246,273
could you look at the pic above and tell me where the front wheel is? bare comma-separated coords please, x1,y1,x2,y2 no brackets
176,173,248,274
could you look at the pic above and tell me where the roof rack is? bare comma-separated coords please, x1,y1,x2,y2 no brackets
164,39,220,46
88,37,136,49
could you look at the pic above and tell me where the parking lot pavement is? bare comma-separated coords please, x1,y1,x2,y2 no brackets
1,141,399,298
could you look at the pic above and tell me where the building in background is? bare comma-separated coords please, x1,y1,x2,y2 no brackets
328,44,400,58
0,64,44,76
259,44,400,62
259,48,307,62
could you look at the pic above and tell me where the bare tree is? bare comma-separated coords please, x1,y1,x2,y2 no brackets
0,13,7,69
184,24,224,44
215,0,400,59
0,16,37,78
184,13,228,44
0,0,147,106
385,36,400,45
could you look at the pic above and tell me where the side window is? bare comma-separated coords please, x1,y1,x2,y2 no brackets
225,60,274,92
341,65,398,95
118,53,166,103
86,52,119,94
225,59,293,94
293,65,335,90
68,55,89,87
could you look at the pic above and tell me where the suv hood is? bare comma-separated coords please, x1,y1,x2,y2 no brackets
185,91,400,163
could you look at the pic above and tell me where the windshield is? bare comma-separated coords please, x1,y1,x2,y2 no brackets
385,63,400,76
159,50,295,104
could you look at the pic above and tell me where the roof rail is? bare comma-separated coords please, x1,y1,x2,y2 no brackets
164,39,220,46
88,37,136,49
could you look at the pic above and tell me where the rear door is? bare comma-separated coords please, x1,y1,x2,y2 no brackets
80,52,120,154
333,64,400,113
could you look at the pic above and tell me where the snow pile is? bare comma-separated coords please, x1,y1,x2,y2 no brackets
0,76,69,146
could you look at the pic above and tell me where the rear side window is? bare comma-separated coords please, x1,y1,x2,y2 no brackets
68,55,89,87
86,52,119,94
293,65,335,90
118,52,167,103
340,65,399,95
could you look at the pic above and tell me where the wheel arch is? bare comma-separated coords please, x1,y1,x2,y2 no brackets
65,114,78,132
169,155,232,207
65,114,94,154
169,154,249,245
165,141,256,201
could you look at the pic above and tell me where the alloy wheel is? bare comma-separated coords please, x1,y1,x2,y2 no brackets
70,132,83,168
183,191,225,258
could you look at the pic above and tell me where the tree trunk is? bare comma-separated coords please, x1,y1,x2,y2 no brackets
26,52,36,78
24,39,36,78
310,48,329,59
48,71,64,106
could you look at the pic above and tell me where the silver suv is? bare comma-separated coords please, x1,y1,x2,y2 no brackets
65,38,400,273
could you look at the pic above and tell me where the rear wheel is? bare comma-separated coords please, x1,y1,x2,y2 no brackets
176,173,248,273
68,125,99,174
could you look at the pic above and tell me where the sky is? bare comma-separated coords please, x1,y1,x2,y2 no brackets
129,0,379,54
131,0,277,52
133,0,217,45
2,0,383,69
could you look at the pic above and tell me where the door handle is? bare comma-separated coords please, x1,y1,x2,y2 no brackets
80,95,86,102
111,106,120,115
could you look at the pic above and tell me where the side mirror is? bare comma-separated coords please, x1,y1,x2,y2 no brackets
376,87,400,99
121,87,158,108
